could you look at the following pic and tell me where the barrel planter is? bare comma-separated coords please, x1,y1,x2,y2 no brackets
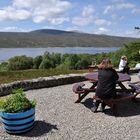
0,108,35,134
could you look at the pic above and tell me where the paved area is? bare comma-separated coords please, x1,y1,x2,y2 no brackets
0,74,140,140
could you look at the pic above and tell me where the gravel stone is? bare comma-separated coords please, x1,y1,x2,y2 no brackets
0,74,140,140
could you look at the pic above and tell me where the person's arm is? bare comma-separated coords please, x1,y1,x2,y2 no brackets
113,69,119,80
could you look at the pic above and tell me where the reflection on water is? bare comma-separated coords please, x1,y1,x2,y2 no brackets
0,47,119,62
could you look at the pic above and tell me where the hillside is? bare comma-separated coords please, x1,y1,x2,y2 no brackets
0,29,139,48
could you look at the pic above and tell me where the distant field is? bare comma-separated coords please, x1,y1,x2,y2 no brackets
0,69,88,84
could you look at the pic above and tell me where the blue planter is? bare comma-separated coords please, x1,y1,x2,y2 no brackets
0,108,35,134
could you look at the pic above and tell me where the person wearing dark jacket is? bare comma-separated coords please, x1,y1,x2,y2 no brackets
91,58,119,112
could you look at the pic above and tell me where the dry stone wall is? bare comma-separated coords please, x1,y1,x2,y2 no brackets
0,74,86,96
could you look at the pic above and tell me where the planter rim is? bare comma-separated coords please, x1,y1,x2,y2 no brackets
1,107,35,115
0,108,35,119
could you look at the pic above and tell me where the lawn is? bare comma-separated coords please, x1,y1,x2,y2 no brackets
0,69,88,84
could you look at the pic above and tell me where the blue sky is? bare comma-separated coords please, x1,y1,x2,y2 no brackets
0,0,140,37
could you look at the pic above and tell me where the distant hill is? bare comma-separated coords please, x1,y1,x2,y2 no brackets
0,29,139,48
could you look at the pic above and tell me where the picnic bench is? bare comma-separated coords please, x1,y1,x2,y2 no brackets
72,73,140,115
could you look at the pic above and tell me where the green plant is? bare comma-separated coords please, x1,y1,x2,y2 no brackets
0,88,36,113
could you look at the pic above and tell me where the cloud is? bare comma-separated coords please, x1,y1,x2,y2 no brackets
72,16,94,26
47,17,69,25
82,5,95,17
0,0,72,24
0,26,31,32
0,6,31,21
94,27,110,34
72,4,112,27
103,5,112,14
66,26,81,32
103,2,135,14
116,3,135,9
72,4,96,26
95,19,111,26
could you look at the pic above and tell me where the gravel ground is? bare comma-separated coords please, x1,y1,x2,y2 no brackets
0,74,140,140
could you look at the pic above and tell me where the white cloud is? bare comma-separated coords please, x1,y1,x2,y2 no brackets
95,19,111,26
72,16,93,26
0,6,31,21
82,5,95,17
72,5,96,26
111,14,125,21
0,26,31,32
72,4,112,27
47,17,69,25
116,3,135,9
103,5,112,14
13,0,34,8
94,27,110,34
0,0,72,24
104,2,135,14
66,26,80,32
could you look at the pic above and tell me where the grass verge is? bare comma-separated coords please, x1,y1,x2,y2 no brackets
0,69,88,84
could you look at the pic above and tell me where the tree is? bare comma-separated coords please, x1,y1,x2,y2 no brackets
135,27,140,30
33,56,42,69
8,55,33,70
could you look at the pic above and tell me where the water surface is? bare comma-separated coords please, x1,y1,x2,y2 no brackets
0,47,119,62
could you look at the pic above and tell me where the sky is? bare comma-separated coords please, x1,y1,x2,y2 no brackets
0,0,140,37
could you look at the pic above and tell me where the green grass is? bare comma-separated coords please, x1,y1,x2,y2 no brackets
0,69,88,84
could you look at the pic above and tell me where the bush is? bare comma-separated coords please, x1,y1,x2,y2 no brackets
8,55,33,70
0,62,8,71
0,88,36,113
33,55,42,69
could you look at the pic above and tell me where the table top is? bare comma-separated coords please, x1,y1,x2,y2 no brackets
85,72,131,82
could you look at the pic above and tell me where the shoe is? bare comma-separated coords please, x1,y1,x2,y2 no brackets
91,105,98,113
100,102,106,112
91,101,100,113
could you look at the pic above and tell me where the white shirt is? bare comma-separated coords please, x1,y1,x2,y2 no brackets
119,59,127,71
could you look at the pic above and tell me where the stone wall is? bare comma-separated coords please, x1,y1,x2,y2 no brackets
0,67,139,97
0,74,86,96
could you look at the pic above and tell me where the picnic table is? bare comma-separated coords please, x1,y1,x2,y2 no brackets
73,72,140,115
85,72,133,93
73,72,140,114
73,72,132,102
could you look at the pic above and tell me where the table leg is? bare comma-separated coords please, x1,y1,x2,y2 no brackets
117,82,134,94
75,82,97,103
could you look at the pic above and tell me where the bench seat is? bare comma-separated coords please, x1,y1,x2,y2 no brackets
92,92,136,116
72,82,95,94
129,83,140,94
73,82,96,103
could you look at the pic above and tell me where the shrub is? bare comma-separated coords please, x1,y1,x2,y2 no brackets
33,55,43,69
0,88,36,113
0,62,8,71
8,55,33,70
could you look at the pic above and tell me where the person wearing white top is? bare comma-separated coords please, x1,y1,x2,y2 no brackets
119,56,130,74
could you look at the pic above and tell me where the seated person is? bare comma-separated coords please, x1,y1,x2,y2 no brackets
91,58,119,112
135,63,140,68
119,55,130,74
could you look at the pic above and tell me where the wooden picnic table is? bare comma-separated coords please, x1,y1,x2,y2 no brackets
85,72,131,82
85,72,133,93
73,72,134,103
73,72,140,115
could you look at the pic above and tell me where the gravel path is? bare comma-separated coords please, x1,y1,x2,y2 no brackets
0,74,140,140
